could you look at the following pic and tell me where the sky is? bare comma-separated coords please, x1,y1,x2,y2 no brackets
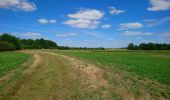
0,0,170,48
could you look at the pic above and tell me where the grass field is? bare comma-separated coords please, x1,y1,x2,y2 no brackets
0,52,31,76
50,50,170,85
0,50,170,99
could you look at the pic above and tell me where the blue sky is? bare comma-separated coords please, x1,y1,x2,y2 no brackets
0,0,170,48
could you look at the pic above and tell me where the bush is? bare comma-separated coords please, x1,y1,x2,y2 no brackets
0,33,21,50
0,41,16,51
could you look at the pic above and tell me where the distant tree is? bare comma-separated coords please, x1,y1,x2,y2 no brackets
155,44,161,50
128,43,170,50
58,46,70,50
21,39,35,49
168,44,170,50
162,44,168,50
0,33,21,50
127,43,135,50
20,38,58,49
139,43,146,50
146,43,156,50
134,45,139,50
0,41,16,51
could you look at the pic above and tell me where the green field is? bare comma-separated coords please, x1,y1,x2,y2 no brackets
0,52,30,76
51,50,170,85
0,50,170,99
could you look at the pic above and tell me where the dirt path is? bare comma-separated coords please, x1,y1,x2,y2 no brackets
1,50,116,100
7,50,81,100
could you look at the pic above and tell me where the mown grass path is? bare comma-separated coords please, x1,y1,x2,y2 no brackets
8,50,83,99
4,50,115,100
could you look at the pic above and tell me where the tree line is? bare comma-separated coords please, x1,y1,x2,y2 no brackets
0,33,105,51
127,43,170,50
0,33,58,51
21,38,58,49
2,33,169,51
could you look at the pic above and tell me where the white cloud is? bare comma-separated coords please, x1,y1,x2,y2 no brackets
56,33,78,37
68,9,104,20
109,7,125,15
64,9,104,29
119,22,143,30
63,19,100,29
0,0,36,12
147,0,170,11
38,19,56,24
38,19,49,24
122,31,153,36
101,24,111,29
49,19,56,23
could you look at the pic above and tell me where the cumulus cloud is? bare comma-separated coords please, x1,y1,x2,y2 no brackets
38,19,56,24
64,19,100,29
122,31,153,36
101,24,111,29
64,9,104,29
119,22,143,30
109,7,125,15
147,0,170,11
68,9,104,20
56,33,78,37
0,0,36,12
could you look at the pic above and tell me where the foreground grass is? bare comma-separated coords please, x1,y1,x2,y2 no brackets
0,51,32,99
0,52,30,76
1,50,170,99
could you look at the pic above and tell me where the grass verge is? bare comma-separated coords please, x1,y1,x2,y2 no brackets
0,51,32,99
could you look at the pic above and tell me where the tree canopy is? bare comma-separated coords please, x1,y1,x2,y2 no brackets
0,33,58,51
0,33,21,50
21,38,58,49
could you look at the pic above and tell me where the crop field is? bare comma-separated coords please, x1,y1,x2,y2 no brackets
0,52,30,76
51,50,170,85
